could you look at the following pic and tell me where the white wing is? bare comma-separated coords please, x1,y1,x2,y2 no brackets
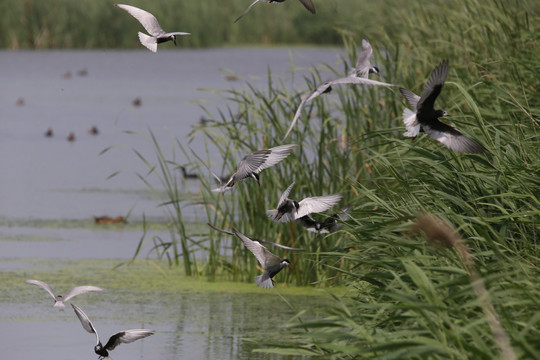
296,193,343,218
256,144,297,172
234,0,261,23
115,4,166,37
25,279,57,300
71,304,100,345
105,329,156,350
63,286,104,302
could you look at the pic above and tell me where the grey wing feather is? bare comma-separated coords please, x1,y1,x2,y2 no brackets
105,329,155,350
296,194,343,218
25,279,57,300
208,223,304,251
417,59,449,109
115,4,166,37
266,209,295,223
399,87,420,109
164,32,191,36
256,144,297,171
234,0,260,23
63,286,104,302
354,39,373,76
277,182,295,208
71,304,100,345
233,229,280,268
423,124,484,154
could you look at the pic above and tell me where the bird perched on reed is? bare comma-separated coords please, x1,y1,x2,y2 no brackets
399,60,484,153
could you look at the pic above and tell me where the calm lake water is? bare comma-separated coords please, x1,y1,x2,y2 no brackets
0,48,342,359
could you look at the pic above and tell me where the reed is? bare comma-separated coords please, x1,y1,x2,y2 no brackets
107,0,539,356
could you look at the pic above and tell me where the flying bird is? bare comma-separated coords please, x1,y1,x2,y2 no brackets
71,303,155,359
399,60,484,153
213,144,297,193
232,229,291,289
266,182,342,223
295,207,349,234
282,39,395,141
115,4,190,53
235,0,316,23
25,280,103,308
208,223,305,251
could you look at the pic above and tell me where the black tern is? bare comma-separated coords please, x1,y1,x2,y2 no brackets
71,303,155,359
25,279,103,308
266,182,343,223
213,144,297,193
232,229,291,289
234,0,316,23
399,60,484,153
115,4,190,53
282,39,395,141
208,223,305,251
295,207,349,234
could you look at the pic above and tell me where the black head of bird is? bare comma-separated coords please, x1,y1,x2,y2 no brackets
369,66,380,75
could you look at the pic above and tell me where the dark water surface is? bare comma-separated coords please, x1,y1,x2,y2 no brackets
0,48,342,359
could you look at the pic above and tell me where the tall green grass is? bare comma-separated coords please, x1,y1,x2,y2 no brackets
109,0,539,357
1,0,371,49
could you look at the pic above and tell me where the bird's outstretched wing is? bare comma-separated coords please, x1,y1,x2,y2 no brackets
63,286,104,302
208,223,305,251
104,329,156,351
71,304,100,345
277,182,295,208
353,38,373,77
422,123,484,154
417,59,449,114
25,279,57,300
234,0,261,23
297,193,343,219
115,4,166,37
233,229,281,268
282,76,394,141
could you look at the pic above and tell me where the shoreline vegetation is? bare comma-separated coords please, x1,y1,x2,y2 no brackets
121,0,540,357
9,0,539,358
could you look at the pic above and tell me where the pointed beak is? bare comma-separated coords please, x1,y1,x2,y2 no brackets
173,37,177,46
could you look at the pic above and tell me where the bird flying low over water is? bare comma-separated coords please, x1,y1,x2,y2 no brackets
115,4,190,52
71,304,155,359
399,60,484,154
235,0,316,23
295,207,350,234
213,144,297,193
25,280,103,308
207,223,305,251
267,182,343,223
232,229,292,289
282,39,395,141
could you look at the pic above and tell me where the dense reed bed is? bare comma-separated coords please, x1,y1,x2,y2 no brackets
97,0,540,357
1,0,364,48
120,0,540,358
